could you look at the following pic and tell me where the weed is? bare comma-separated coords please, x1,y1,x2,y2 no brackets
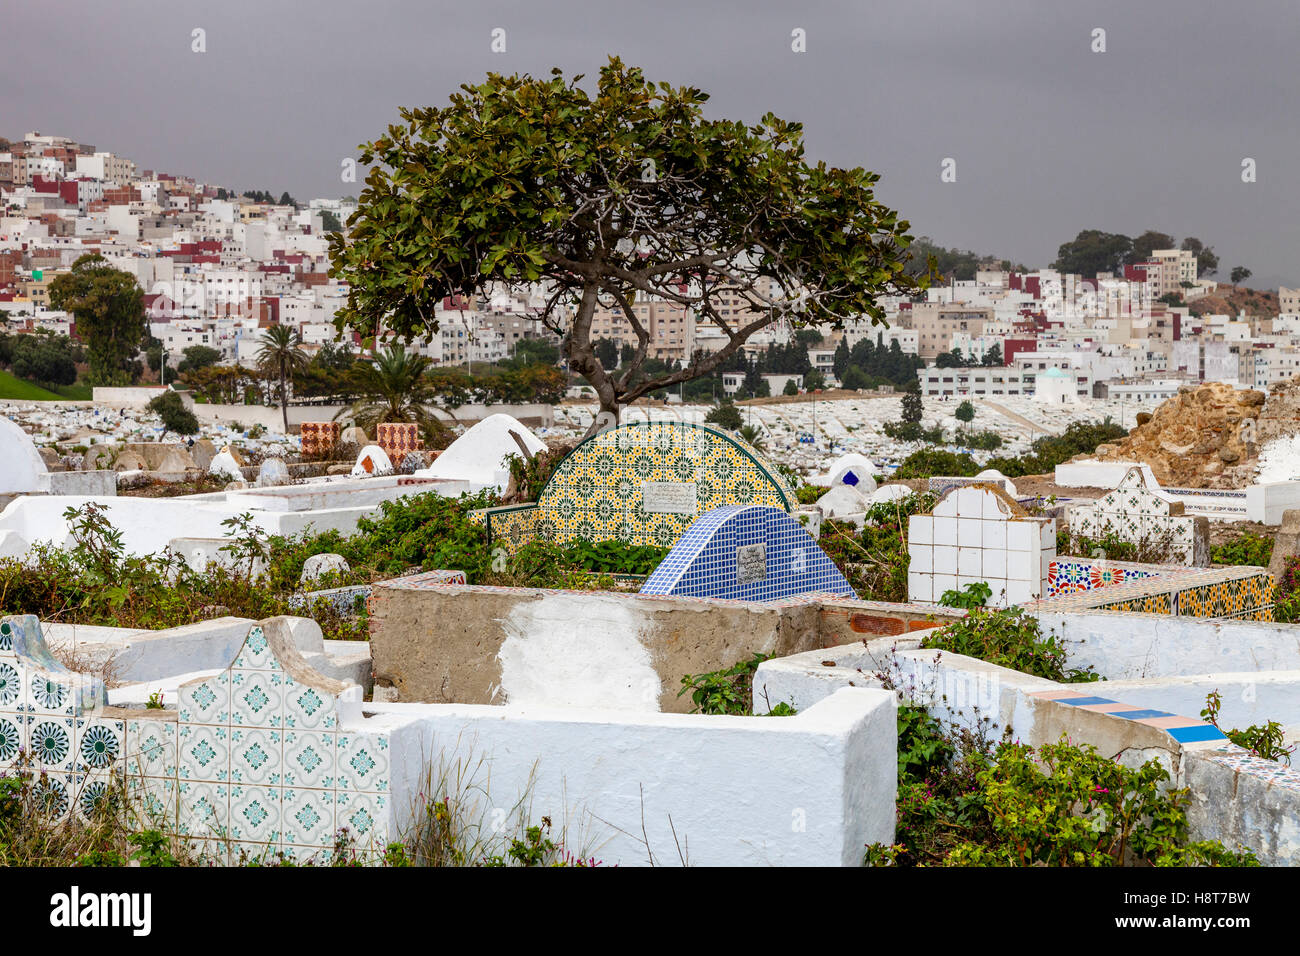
1202,690,1296,764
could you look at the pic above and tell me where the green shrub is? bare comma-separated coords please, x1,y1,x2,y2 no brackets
267,491,497,585
870,709,1257,868
939,581,991,609
678,653,772,715
892,449,978,480
795,483,824,504
1211,531,1273,568
1202,691,1296,764
921,607,1099,683
942,738,1257,867
705,401,743,431
956,429,1003,451
147,389,199,436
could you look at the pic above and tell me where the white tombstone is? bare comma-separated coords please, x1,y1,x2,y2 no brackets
156,447,194,473
340,426,368,447
351,445,393,477
907,485,1055,609
816,484,870,530
975,469,1018,498
208,447,245,481
825,453,878,494
256,457,290,487
300,553,351,585
0,416,49,494
414,413,547,492
0,530,30,559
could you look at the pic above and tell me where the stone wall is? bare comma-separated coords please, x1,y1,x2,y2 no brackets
368,575,831,712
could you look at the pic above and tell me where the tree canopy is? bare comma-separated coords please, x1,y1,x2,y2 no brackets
329,58,924,429
1130,230,1175,261
48,253,147,386
1051,230,1134,277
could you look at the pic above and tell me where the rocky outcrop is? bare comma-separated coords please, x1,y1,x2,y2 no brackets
1092,382,1265,488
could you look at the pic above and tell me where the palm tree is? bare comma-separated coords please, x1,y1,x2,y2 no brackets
336,344,449,445
256,324,309,433
738,423,766,451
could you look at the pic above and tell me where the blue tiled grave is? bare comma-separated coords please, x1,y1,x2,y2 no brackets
639,505,856,601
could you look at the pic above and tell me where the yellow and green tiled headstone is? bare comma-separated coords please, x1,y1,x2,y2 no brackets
530,421,798,549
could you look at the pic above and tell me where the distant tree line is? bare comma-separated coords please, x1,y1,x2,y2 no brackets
903,237,1026,282
1052,229,1219,278
832,334,925,389
236,189,297,206
0,330,82,386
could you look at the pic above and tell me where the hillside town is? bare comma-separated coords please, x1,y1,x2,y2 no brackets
0,130,1288,409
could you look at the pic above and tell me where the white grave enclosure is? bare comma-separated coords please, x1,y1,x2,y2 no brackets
908,485,1054,607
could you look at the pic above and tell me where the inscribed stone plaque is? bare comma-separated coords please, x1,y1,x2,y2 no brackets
736,543,767,584
642,481,698,514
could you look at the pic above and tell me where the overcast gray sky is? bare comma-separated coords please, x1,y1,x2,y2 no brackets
5,0,1298,287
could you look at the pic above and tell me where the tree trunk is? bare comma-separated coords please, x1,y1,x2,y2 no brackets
565,282,622,440
280,363,289,434
582,390,621,440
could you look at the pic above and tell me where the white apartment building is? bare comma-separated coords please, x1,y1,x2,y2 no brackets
75,152,136,184
917,364,1091,399
1103,379,1185,403
1280,288,1300,315
151,323,218,353
1243,346,1300,389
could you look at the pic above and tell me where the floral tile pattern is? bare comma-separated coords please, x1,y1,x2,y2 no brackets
480,422,797,553
299,421,341,459
375,422,423,469
1031,563,1273,621
471,504,539,556
0,614,391,864
1047,557,1158,596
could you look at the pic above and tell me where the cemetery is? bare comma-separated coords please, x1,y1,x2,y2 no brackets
3,389,1300,867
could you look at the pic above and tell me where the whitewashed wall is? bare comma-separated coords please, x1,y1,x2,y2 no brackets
375,687,897,866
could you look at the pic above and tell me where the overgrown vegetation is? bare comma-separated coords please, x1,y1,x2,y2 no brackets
817,493,938,602
677,653,797,717
867,703,1257,867
1275,555,1300,624
0,503,369,643
891,449,978,480
938,580,991,610
985,418,1127,478
678,653,772,716
1210,531,1273,568
0,494,675,646
920,607,1100,683
1056,527,1178,565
